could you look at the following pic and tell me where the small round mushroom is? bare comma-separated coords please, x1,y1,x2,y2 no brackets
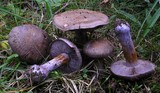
24,38,82,84
52,9,109,45
110,19,156,80
83,38,113,58
83,38,113,78
8,24,51,64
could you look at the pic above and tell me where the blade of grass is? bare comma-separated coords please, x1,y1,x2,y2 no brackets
116,10,141,26
0,54,18,69
112,4,141,26
151,34,160,40
136,0,159,42
7,2,19,25
137,7,160,45
5,61,21,80
45,0,53,19
0,6,31,21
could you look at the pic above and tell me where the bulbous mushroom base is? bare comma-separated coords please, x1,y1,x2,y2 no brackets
24,65,49,84
110,59,156,81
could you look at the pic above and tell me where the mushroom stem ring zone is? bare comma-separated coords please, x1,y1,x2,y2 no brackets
110,19,156,80
24,38,82,84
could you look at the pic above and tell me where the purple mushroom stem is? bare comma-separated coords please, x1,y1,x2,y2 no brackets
40,53,69,72
24,53,69,84
115,20,137,63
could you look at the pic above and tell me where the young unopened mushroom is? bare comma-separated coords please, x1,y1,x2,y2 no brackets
8,24,51,64
83,38,113,76
53,9,109,45
83,38,113,58
110,19,156,80
24,38,82,84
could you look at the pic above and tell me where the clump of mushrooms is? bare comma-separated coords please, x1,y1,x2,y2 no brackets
52,9,109,46
8,24,51,64
24,38,82,84
110,19,156,80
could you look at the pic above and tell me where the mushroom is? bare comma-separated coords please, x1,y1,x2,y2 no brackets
110,19,156,80
83,38,113,77
8,24,51,64
24,38,82,84
52,9,109,46
83,38,113,58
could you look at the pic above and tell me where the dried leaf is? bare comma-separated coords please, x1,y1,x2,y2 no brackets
0,21,6,28
100,0,109,5
0,40,10,50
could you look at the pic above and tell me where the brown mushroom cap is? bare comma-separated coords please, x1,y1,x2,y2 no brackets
8,24,51,64
83,38,113,58
110,59,156,80
50,38,82,73
53,9,109,31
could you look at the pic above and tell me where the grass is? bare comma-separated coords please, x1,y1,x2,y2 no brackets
0,0,160,92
